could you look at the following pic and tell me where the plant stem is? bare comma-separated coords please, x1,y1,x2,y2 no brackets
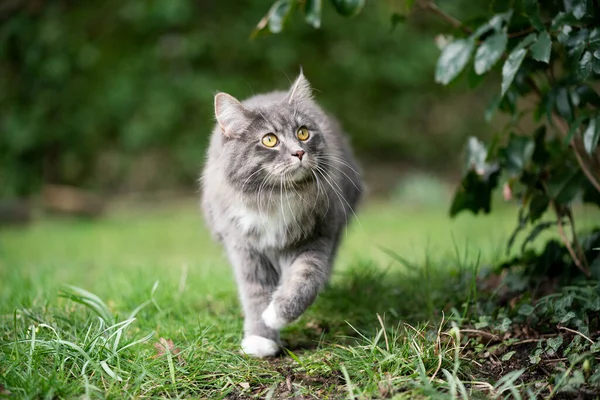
553,202,590,277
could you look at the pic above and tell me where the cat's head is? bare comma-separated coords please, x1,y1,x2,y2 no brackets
213,72,328,192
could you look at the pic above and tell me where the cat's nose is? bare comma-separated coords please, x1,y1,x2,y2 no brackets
292,150,305,161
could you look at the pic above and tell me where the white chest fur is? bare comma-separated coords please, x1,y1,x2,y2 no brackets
228,193,313,250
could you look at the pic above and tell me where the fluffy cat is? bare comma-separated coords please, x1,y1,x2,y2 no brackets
201,72,362,357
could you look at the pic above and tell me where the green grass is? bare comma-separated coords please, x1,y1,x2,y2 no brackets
1,200,599,398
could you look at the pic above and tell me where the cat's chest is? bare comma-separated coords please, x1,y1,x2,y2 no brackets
228,197,314,249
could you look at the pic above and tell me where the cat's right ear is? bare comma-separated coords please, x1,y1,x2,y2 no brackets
214,92,250,137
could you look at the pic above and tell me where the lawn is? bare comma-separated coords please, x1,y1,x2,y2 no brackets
1,198,599,398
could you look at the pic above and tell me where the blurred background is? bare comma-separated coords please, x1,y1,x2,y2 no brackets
0,0,499,221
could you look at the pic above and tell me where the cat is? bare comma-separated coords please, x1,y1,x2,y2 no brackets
201,72,362,357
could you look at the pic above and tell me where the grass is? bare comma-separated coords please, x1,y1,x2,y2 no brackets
1,199,599,398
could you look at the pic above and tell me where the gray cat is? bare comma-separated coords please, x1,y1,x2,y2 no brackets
201,72,362,357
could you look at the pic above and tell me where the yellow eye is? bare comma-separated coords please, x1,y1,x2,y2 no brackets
261,133,278,147
297,127,310,141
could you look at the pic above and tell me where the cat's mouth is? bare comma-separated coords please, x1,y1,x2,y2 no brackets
287,164,313,183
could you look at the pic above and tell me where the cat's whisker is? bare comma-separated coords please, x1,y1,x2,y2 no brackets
319,155,361,175
316,165,362,229
311,169,329,215
241,167,268,193
315,160,362,193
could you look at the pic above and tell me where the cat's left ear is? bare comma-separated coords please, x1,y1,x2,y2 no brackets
286,71,312,104
214,92,251,137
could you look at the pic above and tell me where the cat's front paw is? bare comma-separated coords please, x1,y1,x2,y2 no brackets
241,335,280,357
262,303,288,330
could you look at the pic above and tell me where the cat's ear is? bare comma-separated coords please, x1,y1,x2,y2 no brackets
286,71,312,104
214,92,250,137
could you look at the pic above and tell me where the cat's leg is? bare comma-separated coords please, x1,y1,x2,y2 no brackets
227,244,281,357
261,239,333,330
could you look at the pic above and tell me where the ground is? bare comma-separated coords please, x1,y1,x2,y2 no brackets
1,198,599,399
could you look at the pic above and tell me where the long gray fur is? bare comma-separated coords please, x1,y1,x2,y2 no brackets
201,72,362,357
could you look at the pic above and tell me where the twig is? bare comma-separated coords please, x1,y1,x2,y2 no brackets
553,202,590,277
508,27,535,38
558,326,595,344
417,0,472,34
550,114,600,194
565,208,589,271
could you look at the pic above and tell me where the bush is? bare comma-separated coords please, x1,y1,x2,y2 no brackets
260,0,600,278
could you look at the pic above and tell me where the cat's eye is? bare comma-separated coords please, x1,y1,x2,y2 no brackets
262,133,278,147
297,127,310,141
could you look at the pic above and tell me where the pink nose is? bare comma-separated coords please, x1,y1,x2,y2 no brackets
292,150,305,161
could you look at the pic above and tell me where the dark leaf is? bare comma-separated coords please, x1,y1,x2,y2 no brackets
435,39,475,85
583,116,600,155
507,206,528,253
532,126,549,165
498,133,534,176
546,169,583,204
305,0,322,29
582,180,600,206
390,13,406,32
564,115,586,146
474,31,508,75
530,31,552,63
578,51,593,80
501,48,528,96
522,221,556,252
574,85,600,108
551,12,579,31
524,0,545,31
555,87,574,122
449,169,500,217
529,193,550,223
330,0,365,17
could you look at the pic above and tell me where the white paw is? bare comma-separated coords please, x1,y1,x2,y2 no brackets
262,303,288,330
241,335,280,358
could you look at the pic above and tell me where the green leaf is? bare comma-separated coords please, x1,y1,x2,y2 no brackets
252,0,293,36
530,31,552,63
583,116,600,155
502,350,517,361
304,0,322,28
521,221,555,252
564,115,586,146
566,0,588,20
498,133,534,176
501,48,527,96
518,304,535,316
529,193,550,222
547,169,583,204
268,0,293,33
523,0,544,31
515,33,537,51
330,0,365,17
435,39,475,85
555,87,574,122
578,51,593,80
472,11,513,39
474,31,507,75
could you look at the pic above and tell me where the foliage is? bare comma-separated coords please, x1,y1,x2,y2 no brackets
258,0,600,278
0,0,489,197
